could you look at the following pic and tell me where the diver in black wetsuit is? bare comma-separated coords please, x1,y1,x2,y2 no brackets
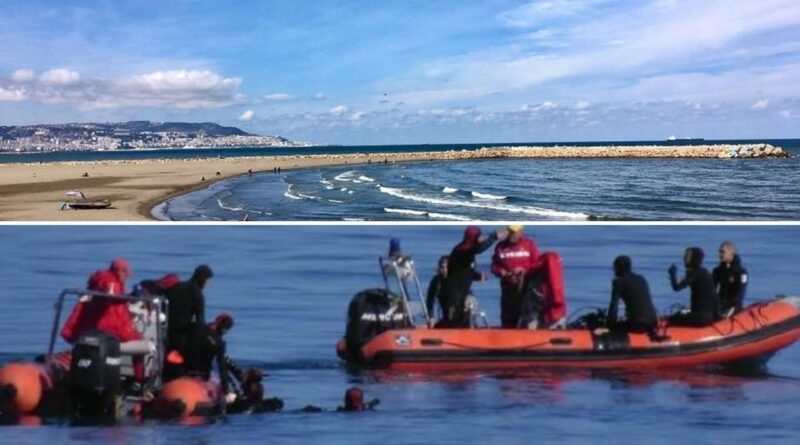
608,255,658,333
607,255,658,334
713,241,748,316
668,247,721,327
164,265,213,364
184,313,242,402
425,256,449,321
440,226,499,327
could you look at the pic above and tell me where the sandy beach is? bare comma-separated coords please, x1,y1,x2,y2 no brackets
0,144,787,221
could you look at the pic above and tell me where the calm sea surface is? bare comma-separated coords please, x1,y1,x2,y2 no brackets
0,225,798,444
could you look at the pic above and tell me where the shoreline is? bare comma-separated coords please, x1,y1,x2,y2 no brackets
0,144,788,222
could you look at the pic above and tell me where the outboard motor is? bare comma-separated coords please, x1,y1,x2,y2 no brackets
69,330,122,419
345,288,410,362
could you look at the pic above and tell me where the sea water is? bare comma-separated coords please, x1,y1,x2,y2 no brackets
0,225,798,444
156,140,800,221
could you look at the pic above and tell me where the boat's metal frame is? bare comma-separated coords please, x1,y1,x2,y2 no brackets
45,289,169,397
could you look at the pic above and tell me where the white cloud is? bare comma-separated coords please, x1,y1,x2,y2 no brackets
1,68,245,109
385,0,800,106
10,69,35,82
330,105,348,115
238,109,255,121
0,86,27,101
751,99,769,111
350,111,365,121
263,93,295,101
575,100,590,110
39,68,81,86
312,92,327,101
779,109,792,119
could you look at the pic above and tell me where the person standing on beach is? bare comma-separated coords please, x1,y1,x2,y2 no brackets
491,226,542,328
440,226,500,327
713,241,748,316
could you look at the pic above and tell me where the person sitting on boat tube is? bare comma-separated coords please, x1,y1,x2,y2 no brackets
440,226,498,327
606,255,658,334
61,258,142,345
668,247,721,327
713,241,748,317
491,225,542,328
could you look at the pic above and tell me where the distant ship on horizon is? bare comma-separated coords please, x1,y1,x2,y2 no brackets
666,135,705,144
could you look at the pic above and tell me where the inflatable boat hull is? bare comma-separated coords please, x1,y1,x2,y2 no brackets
337,297,800,372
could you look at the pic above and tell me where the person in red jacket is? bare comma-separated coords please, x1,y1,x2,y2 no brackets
61,258,142,344
491,225,542,328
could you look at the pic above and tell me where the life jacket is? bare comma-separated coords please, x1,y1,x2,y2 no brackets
538,252,567,326
491,237,541,283
60,270,142,343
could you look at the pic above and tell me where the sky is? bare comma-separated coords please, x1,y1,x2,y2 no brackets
1,0,799,144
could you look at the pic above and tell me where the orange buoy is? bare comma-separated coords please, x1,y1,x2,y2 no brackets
0,363,44,414
155,378,211,417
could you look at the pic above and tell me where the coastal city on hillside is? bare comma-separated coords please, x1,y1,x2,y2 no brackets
0,121,308,152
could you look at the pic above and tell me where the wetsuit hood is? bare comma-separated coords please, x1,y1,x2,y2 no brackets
344,387,365,411
686,247,705,269
613,255,632,277
191,264,214,287
456,226,482,252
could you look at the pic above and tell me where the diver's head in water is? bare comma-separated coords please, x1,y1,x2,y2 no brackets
719,241,737,264
437,255,449,277
684,247,705,269
613,255,632,277
343,387,365,411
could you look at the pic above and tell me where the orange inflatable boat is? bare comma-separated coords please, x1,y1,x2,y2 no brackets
337,258,800,371
337,296,800,371
0,289,224,422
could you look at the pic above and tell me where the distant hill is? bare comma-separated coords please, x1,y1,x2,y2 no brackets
0,121,252,139
0,121,309,151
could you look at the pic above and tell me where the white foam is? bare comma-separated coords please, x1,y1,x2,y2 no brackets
284,185,318,200
384,207,427,216
379,186,587,219
334,171,357,182
328,199,344,203
442,187,459,193
358,175,376,182
471,191,507,200
216,198,244,212
343,217,365,221
384,207,473,221
325,186,335,190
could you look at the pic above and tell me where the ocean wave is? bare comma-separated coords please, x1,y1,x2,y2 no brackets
471,191,507,200
342,217,365,221
384,207,426,216
384,207,472,221
442,187,459,193
328,199,344,203
358,175,376,182
217,198,244,212
379,186,587,219
284,185,319,200
334,171,357,182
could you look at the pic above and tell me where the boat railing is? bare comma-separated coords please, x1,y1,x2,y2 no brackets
46,288,169,391
379,257,431,327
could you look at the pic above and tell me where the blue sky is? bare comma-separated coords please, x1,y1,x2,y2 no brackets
1,0,799,144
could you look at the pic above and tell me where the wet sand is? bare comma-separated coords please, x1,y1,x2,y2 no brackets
0,144,787,221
